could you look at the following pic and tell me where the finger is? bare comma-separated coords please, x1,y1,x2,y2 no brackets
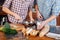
37,25,41,30
40,16,43,18
38,16,43,20
39,25,43,29
15,18,22,20
40,16,42,18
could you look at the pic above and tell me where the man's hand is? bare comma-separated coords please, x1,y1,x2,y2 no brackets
14,14,22,20
37,21,46,30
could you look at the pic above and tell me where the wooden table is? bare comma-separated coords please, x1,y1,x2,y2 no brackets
0,31,7,40
11,24,55,40
0,24,55,40
28,36,54,40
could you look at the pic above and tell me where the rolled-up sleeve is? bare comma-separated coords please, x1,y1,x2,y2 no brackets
2,0,12,8
29,0,34,10
52,0,60,16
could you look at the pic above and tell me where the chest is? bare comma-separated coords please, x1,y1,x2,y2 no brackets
11,0,31,8
37,0,54,7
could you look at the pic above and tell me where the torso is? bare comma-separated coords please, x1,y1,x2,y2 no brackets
8,0,33,24
37,0,56,26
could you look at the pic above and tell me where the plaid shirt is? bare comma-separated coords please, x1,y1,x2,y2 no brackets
3,0,34,24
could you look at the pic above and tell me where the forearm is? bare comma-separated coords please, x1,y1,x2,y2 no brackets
29,10,33,19
2,7,17,16
35,4,38,11
35,5,41,16
45,15,56,24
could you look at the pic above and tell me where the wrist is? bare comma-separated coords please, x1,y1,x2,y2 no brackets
44,20,48,24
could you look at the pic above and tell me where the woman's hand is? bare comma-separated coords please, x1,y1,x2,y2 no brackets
37,21,46,30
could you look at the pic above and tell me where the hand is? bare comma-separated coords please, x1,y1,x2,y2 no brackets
30,18,34,22
37,21,46,30
37,11,43,20
14,14,22,20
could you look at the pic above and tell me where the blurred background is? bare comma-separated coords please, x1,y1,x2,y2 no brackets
0,0,5,6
